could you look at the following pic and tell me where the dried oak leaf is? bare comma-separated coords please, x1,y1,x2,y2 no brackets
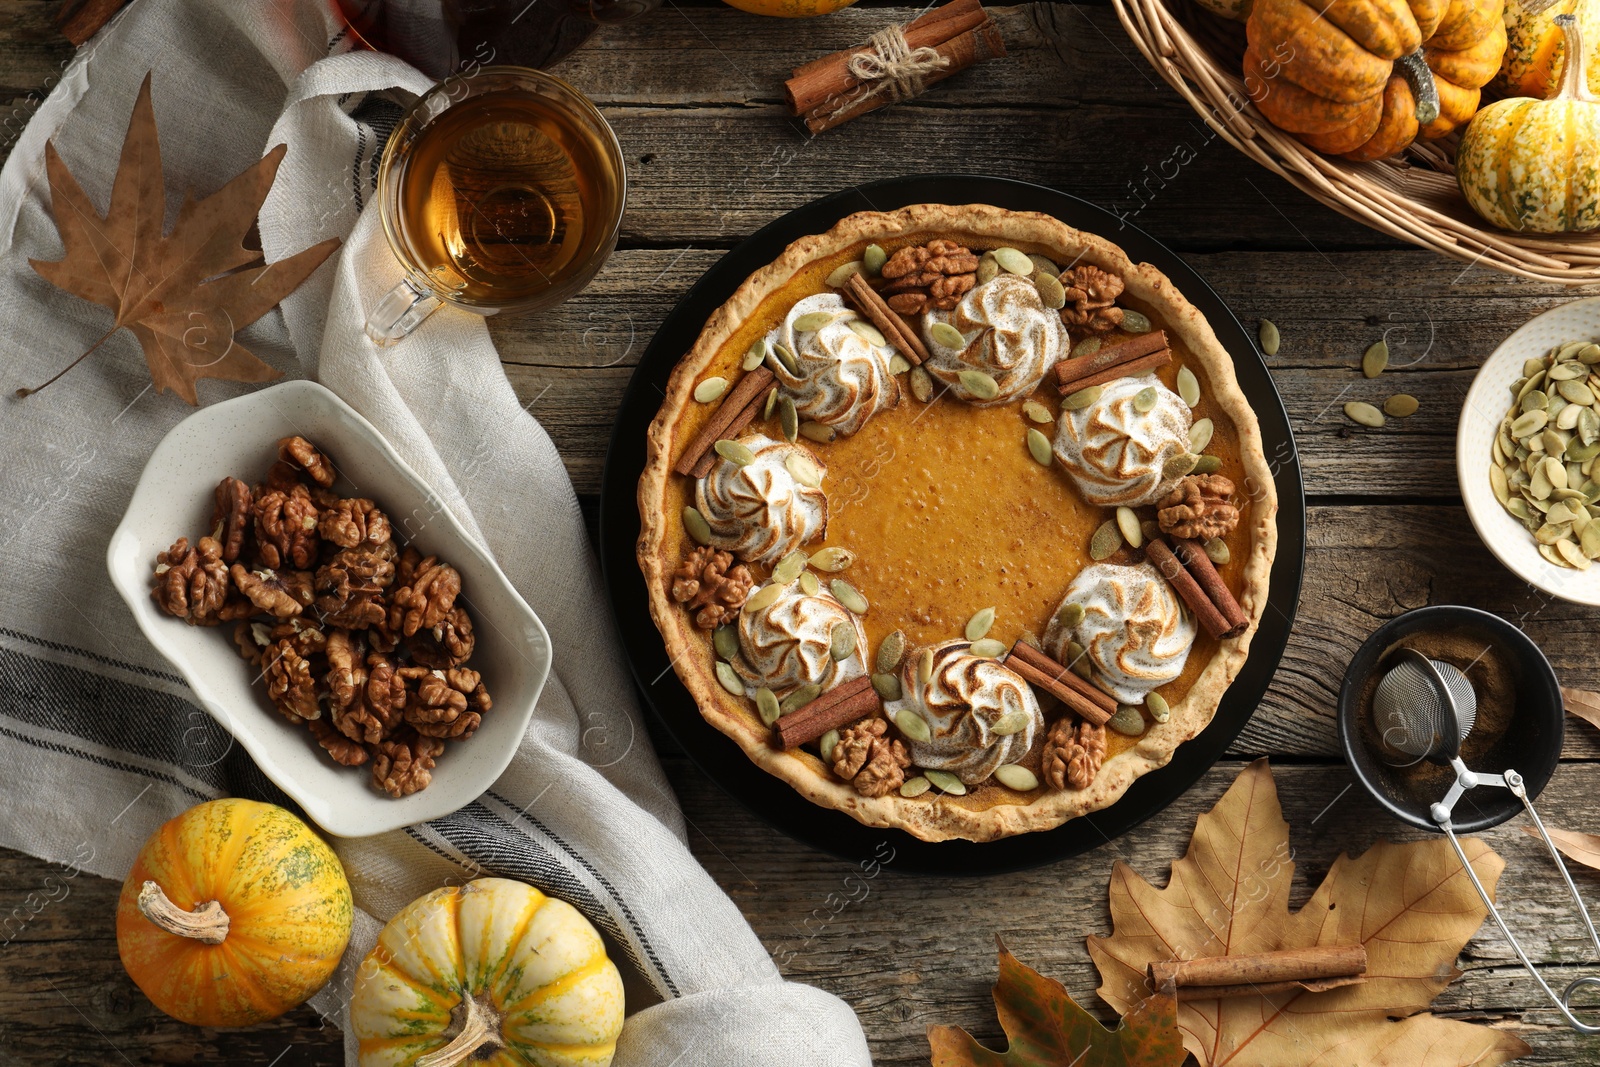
928,940,1185,1067
27,74,339,404
1087,759,1530,1067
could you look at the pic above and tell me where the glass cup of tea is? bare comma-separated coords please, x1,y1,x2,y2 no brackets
364,66,626,346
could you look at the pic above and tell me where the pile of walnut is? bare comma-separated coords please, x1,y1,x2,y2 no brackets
150,436,489,798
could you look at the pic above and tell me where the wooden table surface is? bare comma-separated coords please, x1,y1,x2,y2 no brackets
6,0,1600,1063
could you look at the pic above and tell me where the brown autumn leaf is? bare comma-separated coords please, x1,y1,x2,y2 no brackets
1088,759,1531,1067
26,72,339,404
929,940,1186,1067
1563,687,1600,734
1523,824,1600,872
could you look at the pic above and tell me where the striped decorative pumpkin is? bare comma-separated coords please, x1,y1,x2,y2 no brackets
351,878,625,1067
1459,13,1600,231
116,798,352,1027
1493,0,1600,99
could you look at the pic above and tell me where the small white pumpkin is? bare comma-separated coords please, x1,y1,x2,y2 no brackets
351,877,625,1067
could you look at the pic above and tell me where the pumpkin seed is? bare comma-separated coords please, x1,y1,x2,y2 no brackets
799,570,820,596
1507,497,1534,521
1072,336,1103,359
1583,523,1600,559
694,377,728,403
925,769,968,795
896,709,932,742
1193,455,1222,474
713,625,739,661
1559,403,1586,430
1536,522,1573,545
1033,271,1067,309
994,765,1040,791
792,311,834,334
1519,372,1547,402
1530,465,1554,500
715,660,743,697
786,452,822,488
1163,453,1200,479
799,420,836,444
780,683,822,715
773,342,799,375
757,687,781,726
715,439,755,467
1122,310,1153,334
863,244,888,276
1539,543,1567,566
1107,704,1146,736
1344,401,1385,428
1029,254,1060,276
888,354,912,375
1572,441,1600,464
1189,417,1215,452
1027,427,1053,466
1523,388,1549,413
1552,362,1588,381
683,506,712,546
1546,455,1570,490
965,607,996,641
910,366,933,402
970,638,1007,658
1525,357,1549,378
1057,602,1085,630
1582,343,1600,364
1362,340,1389,378
1384,394,1419,418
1146,691,1171,723
1090,519,1122,560
830,621,857,662
825,261,863,288
1205,537,1230,565
831,579,868,614
994,247,1033,275
992,710,1032,735
744,583,784,613
900,776,931,798
1584,408,1600,446
850,319,888,348
1067,641,1092,678
872,672,902,701
810,546,856,572
1546,428,1572,456
1024,400,1054,424
1258,319,1280,355
1117,506,1142,548
1134,386,1159,413
1141,519,1163,542
930,321,966,349
1562,380,1597,405
975,253,999,286
779,396,799,442
744,339,768,371
919,647,934,685
820,727,840,761
959,369,1000,400
772,549,807,585
1176,365,1201,408
1018,629,1042,651
876,630,907,674
1560,538,1593,570
1064,385,1103,411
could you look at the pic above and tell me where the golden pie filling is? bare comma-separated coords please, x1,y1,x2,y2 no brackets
639,206,1277,842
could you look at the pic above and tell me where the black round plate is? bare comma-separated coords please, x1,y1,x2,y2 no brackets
598,175,1305,875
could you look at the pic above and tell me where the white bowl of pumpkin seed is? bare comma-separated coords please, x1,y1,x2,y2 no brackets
1460,296,1600,605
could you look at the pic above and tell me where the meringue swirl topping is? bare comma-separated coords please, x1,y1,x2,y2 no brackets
885,639,1042,784
696,434,827,568
1052,376,1192,508
767,293,900,437
921,273,1067,405
732,579,866,699
1043,562,1196,705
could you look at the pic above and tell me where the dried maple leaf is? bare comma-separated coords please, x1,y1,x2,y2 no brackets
1523,824,1600,871
928,940,1186,1067
1088,759,1531,1067
25,73,339,404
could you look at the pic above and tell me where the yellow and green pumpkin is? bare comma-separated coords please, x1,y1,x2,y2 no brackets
1493,0,1600,98
116,798,353,1027
351,877,625,1067
1246,0,1508,160
1459,13,1600,230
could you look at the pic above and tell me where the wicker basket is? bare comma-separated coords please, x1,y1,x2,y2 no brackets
1112,0,1600,285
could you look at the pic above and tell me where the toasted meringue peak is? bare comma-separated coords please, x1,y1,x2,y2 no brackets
1053,376,1191,508
885,638,1042,784
696,434,827,568
767,293,900,437
921,273,1067,405
1043,561,1195,705
732,579,866,699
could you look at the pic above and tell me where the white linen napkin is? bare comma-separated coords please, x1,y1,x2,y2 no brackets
0,1,871,1062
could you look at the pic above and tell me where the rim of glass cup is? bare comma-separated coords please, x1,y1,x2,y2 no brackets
375,65,627,314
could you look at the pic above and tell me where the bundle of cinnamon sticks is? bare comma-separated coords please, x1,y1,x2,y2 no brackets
785,0,1007,135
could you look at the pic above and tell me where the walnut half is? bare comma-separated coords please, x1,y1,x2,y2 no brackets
1042,718,1107,791
831,717,911,798
670,546,753,629
1158,474,1240,542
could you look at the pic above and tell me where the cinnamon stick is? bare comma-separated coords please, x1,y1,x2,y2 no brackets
843,273,929,365
773,674,880,749
1149,945,1367,1000
1009,640,1116,715
673,367,775,478
1055,332,1172,394
1146,539,1234,641
1171,538,1249,638
787,0,991,115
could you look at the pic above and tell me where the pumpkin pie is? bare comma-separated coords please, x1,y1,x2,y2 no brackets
637,204,1277,842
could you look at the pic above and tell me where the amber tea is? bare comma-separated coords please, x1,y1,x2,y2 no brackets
389,87,622,306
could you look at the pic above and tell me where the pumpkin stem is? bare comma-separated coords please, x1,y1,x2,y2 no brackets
1396,50,1442,126
136,880,230,945
416,993,505,1067
1555,14,1596,102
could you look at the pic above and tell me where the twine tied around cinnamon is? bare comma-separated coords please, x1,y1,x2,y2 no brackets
835,24,951,112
